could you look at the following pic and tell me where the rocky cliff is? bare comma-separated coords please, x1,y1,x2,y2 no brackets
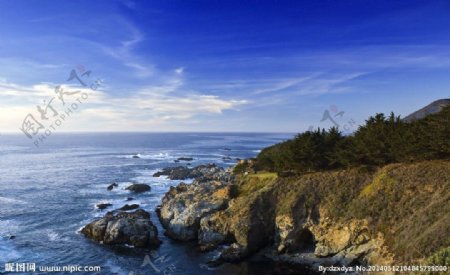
158,160,450,270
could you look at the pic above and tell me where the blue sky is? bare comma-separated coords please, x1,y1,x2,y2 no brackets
0,0,449,132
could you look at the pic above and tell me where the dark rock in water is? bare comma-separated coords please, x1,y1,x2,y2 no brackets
125,183,151,193
177,157,194,161
81,209,160,248
126,197,134,201
119,204,139,211
107,182,118,191
223,148,231,151
220,243,248,262
153,166,191,180
132,155,140,159
96,203,113,210
222,156,232,161
9,235,15,240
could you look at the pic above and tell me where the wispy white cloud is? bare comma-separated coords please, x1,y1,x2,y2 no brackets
0,74,247,132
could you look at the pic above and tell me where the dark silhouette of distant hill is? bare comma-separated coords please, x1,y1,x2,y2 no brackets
403,98,450,122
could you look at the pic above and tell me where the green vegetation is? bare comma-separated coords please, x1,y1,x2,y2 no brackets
253,106,450,173
236,172,278,197
426,246,450,274
229,105,450,264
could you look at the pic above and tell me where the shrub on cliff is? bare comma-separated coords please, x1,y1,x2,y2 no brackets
255,105,450,173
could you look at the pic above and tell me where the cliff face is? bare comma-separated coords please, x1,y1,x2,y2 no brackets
159,160,449,269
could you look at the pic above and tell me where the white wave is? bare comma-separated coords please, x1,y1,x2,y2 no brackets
0,196,27,204
0,220,19,235
47,230,59,241
121,152,172,160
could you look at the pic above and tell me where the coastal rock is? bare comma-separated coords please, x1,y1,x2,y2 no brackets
190,164,230,182
152,164,232,182
177,157,194,161
158,180,235,241
200,175,390,265
81,209,160,248
107,182,118,191
96,203,112,210
198,180,277,257
220,243,248,262
125,183,151,193
119,204,139,211
153,166,191,179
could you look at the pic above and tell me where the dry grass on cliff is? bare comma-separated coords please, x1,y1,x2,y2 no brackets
236,172,278,197
347,161,450,262
234,160,450,264
302,160,448,263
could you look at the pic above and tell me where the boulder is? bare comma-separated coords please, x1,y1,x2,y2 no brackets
81,209,160,248
119,204,139,211
125,183,151,193
177,157,194,161
153,166,191,180
220,243,248,262
158,180,235,241
107,182,118,191
96,203,112,210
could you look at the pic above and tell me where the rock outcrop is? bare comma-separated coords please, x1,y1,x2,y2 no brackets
158,180,236,241
107,182,118,191
153,163,232,182
125,183,151,193
119,204,139,211
96,203,112,210
81,209,160,248
158,160,450,270
177,157,194,161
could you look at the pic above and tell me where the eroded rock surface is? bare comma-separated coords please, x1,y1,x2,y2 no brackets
153,164,232,182
81,209,160,248
158,180,236,241
158,165,395,268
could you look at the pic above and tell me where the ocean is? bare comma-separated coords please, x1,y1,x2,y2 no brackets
0,132,321,275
